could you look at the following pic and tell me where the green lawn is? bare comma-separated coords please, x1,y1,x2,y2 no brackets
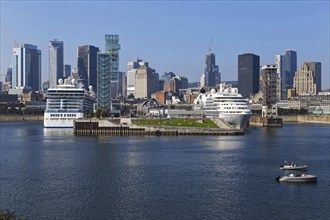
132,118,219,128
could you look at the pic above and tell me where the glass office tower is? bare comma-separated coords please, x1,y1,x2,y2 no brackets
12,44,41,91
105,35,121,83
49,40,64,88
238,53,260,98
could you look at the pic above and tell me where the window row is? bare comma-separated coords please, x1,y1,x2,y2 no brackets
50,113,78,117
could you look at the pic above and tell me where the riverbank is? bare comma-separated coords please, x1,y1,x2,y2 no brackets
0,114,44,122
1,114,330,124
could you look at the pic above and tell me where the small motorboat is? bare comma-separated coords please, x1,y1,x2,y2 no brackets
275,173,317,183
280,162,307,171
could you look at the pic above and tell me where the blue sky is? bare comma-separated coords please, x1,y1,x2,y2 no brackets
1,0,329,89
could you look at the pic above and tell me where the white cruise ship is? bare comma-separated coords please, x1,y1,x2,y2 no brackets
44,77,96,128
193,83,251,129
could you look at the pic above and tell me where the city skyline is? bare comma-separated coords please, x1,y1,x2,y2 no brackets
1,1,329,89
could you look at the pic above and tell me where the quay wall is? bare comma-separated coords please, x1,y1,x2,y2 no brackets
1,114,329,125
249,115,330,125
74,119,244,136
0,114,43,122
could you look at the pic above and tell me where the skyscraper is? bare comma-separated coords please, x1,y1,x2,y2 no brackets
134,63,158,99
260,65,278,108
238,53,260,98
49,40,64,88
276,50,297,99
12,44,41,91
6,67,12,83
275,55,284,100
202,51,220,88
293,62,321,95
97,52,112,110
77,45,99,91
117,71,126,97
105,34,120,82
63,64,71,78
126,59,144,96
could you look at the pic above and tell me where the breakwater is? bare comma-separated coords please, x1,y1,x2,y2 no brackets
249,115,330,125
74,119,244,136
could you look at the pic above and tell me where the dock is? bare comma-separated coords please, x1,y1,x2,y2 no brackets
74,119,244,136
249,116,283,127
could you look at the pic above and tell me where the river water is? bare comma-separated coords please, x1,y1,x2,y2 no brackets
0,122,329,219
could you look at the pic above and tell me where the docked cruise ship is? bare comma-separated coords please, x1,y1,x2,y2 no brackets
193,83,251,129
44,77,96,128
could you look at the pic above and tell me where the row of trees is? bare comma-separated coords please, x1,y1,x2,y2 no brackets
0,106,44,115
277,108,308,115
251,108,309,116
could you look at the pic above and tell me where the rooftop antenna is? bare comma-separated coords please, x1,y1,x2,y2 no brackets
208,37,213,53
14,40,19,47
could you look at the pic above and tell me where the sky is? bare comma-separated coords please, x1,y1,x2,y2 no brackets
1,0,329,89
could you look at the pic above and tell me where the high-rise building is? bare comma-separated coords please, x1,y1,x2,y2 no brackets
238,53,260,98
162,74,188,94
275,55,284,100
49,40,64,88
6,67,12,83
276,50,297,99
134,63,158,99
77,45,99,90
202,51,220,88
159,72,175,91
64,64,71,78
105,34,120,82
117,71,126,97
97,52,112,110
293,62,321,96
126,59,145,96
260,65,278,108
12,44,41,91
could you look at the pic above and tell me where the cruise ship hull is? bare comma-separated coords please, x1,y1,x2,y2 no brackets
219,112,251,129
44,112,84,128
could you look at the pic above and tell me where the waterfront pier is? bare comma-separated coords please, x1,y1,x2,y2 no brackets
74,119,244,136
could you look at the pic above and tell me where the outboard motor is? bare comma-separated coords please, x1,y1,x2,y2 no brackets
275,175,281,181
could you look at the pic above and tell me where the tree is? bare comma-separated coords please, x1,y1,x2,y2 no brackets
101,109,110,117
0,209,27,220
95,109,102,118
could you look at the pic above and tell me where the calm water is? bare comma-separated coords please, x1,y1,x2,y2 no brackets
0,122,329,219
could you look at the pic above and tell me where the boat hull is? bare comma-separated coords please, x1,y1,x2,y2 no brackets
277,175,317,183
219,112,252,129
280,165,308,171
44,112,84,128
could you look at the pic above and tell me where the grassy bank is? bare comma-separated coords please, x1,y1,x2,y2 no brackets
132,118,219,128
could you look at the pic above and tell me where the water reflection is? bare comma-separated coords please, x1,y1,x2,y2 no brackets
203,137,244,151
43,128,74,137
